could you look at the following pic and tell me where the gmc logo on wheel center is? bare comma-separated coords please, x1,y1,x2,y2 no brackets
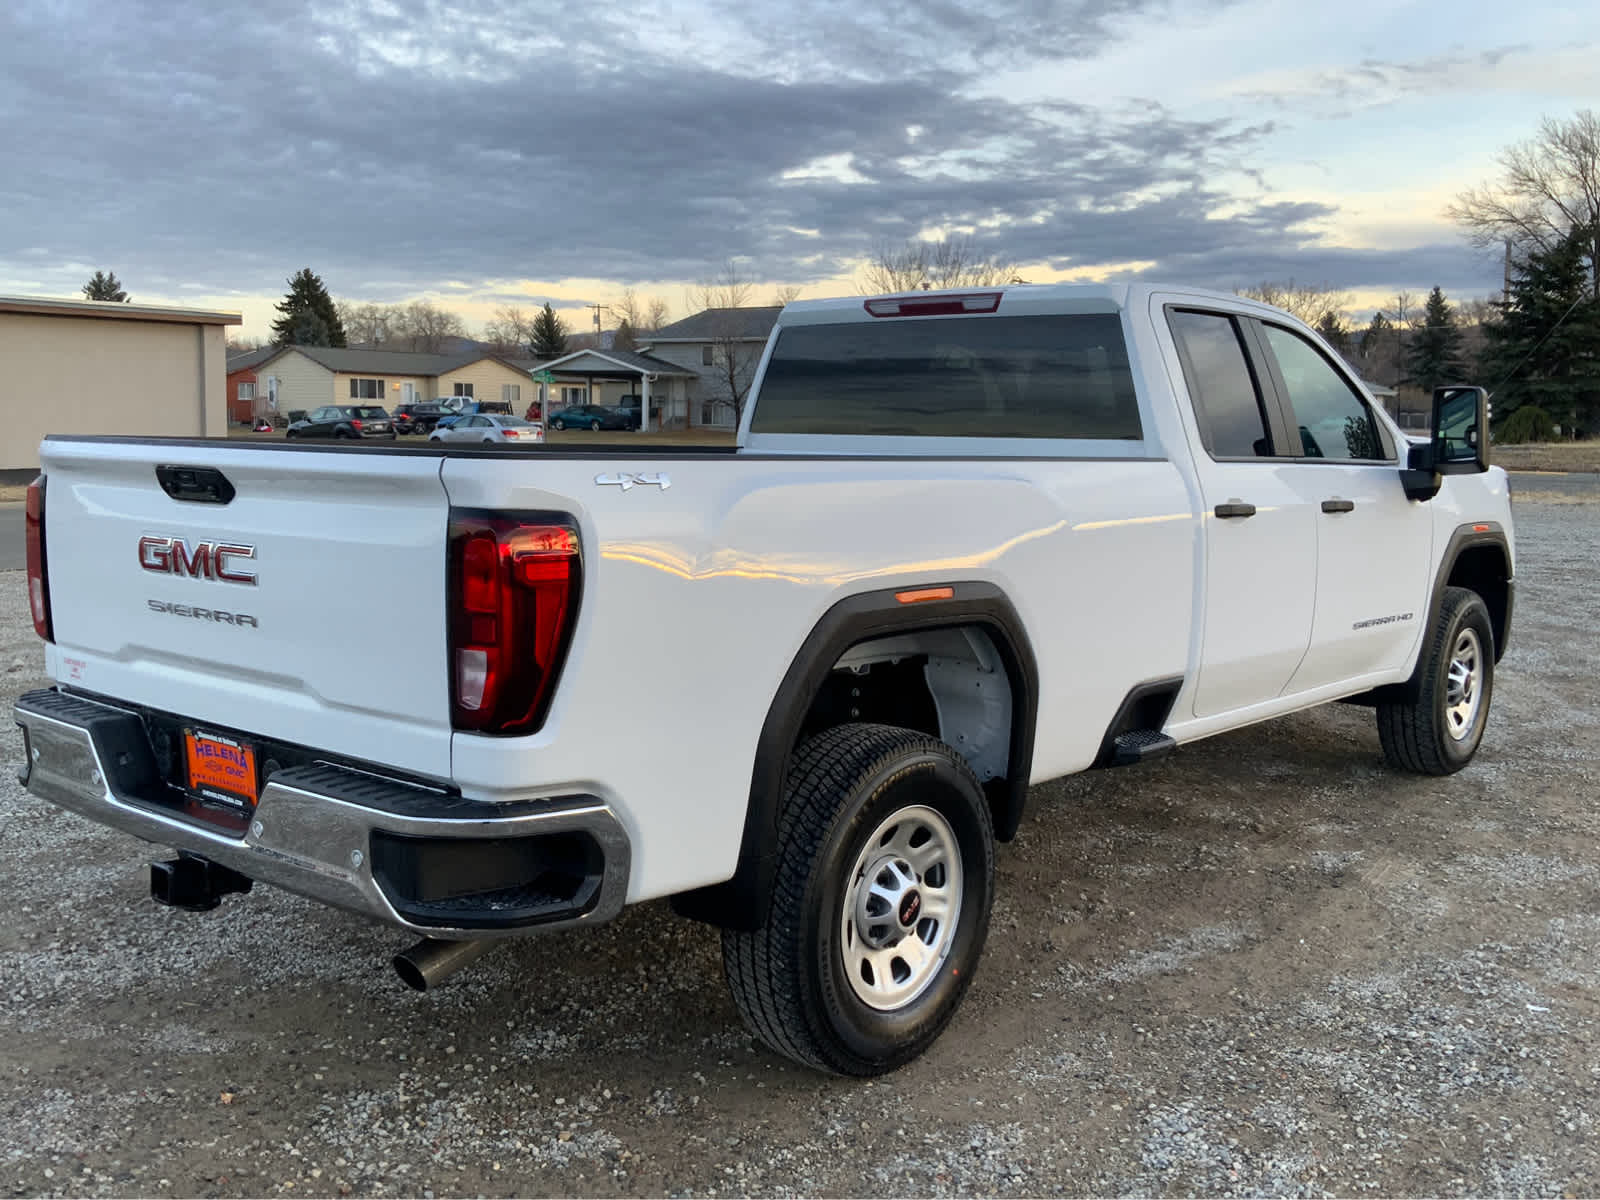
138,536,257,586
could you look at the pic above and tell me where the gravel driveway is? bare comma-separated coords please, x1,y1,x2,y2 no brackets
2,493,1596,1198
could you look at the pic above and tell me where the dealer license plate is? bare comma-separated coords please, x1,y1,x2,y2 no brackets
184,729,259,808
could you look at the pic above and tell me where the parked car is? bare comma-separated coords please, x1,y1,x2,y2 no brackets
285,405,396,440
429,414,545,445
435,400,513,431
15,282,1514,1078
392,402,447,435
548,404,636,431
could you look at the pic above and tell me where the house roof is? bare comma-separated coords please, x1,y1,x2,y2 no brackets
533,348,697,376
0,294,241,326
644,305,783,342
226,347,277,372
258,345,523,377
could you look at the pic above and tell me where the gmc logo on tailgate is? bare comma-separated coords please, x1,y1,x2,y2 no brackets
138,536,257,585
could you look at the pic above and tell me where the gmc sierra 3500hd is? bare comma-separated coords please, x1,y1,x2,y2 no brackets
14,283,1514,1077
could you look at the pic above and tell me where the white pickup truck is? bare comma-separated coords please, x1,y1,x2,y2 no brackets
14,283,1514,1076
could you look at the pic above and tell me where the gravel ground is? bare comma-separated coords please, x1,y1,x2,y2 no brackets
2,494,1597,1198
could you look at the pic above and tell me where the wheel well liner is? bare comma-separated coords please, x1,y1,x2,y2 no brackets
669,581,1038,931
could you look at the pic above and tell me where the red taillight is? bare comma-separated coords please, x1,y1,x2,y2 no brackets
351,418,364,431
448,511,581,734
25,474,52,642
864,292,1002,318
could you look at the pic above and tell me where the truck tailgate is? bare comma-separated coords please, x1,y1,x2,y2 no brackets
37,439,454,781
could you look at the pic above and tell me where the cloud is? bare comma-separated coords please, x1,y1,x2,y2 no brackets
0,0,1503,317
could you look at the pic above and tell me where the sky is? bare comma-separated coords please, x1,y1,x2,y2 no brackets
1,0,1595,341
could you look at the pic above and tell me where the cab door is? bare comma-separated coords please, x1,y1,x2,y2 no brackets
1248,320,1435,691
1157,302,1320,719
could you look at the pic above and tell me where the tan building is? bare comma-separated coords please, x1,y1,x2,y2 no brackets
0,294,240,471
250,346,535,419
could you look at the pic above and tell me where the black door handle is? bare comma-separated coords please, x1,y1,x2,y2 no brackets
1213,501,1256,519
1321,498,1356,513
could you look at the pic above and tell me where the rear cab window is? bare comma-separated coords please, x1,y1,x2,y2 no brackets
745,305,1149,455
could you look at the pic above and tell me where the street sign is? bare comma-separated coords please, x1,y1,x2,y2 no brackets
533,370,555,384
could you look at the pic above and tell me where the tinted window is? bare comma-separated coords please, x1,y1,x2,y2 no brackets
750,313,1142,440
1168,310,1273,458
1261,324,1388,461
352,406,387,418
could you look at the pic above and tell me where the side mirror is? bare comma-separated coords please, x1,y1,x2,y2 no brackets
1399,385,1489,501
1431,385,1490,474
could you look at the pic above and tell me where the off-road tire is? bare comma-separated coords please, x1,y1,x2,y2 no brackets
721,723,995,1076
1378,585,1495,774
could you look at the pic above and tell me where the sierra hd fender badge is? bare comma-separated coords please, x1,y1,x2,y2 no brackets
595,472,671,492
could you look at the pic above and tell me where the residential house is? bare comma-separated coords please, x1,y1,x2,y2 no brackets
225,346,275,425
636,305,783,428
532,348,698,431
251,345,535,420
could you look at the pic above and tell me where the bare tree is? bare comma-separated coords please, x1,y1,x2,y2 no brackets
685,261,764,424
336,301,397,345
1235,279,1354,330
1447,109,1600,299
394,300,468,353
613,287,671,335
857,235,1015,294
483,306,533,355
771,285,803,305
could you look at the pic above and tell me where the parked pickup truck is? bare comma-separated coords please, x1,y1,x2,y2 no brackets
14,283,1514,1076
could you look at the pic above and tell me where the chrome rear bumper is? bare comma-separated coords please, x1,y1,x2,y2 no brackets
13,687,630,938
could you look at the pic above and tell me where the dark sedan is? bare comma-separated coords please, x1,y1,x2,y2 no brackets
547,404,638,431
285,405,397,439
392,402,447,435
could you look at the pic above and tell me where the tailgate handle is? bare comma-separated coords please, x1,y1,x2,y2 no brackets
156,465,236,505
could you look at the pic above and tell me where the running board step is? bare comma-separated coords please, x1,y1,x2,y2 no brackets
1111,729,1177,766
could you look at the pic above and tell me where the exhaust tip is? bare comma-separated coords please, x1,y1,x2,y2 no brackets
392,936,494,992
393,951,430,993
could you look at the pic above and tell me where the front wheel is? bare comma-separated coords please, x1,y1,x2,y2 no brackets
551,418,565,431
1377,585,1495,774
590,419,602,431
722,723,995,1076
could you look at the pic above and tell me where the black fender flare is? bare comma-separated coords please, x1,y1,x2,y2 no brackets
1427,520,1513,664
669,580,1039,931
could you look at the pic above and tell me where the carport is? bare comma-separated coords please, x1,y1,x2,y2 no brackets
532,348,696,432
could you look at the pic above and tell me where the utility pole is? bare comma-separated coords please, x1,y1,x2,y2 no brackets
1503,237,1513,306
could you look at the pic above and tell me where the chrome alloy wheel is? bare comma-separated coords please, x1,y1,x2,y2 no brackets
839,804,964,1011
1444,626,1484,741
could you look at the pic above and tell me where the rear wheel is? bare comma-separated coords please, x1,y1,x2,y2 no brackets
721,723,995,1076
1378,586,1495,774
590,418,602,431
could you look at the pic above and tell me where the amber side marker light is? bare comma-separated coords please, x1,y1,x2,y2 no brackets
1472,523,1491,533
895,586,955,605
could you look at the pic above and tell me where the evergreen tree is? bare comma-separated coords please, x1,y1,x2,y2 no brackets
1480,226,1600,436
1314,310,1351,355
81,270,128,302
1404,286,1467,393
270,268,346,347
612,319,637,352
529,303,569,359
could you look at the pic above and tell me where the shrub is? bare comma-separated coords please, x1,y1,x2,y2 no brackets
1497,404,1556,444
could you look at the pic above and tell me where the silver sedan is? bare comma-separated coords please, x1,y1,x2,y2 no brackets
428,414,546,445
